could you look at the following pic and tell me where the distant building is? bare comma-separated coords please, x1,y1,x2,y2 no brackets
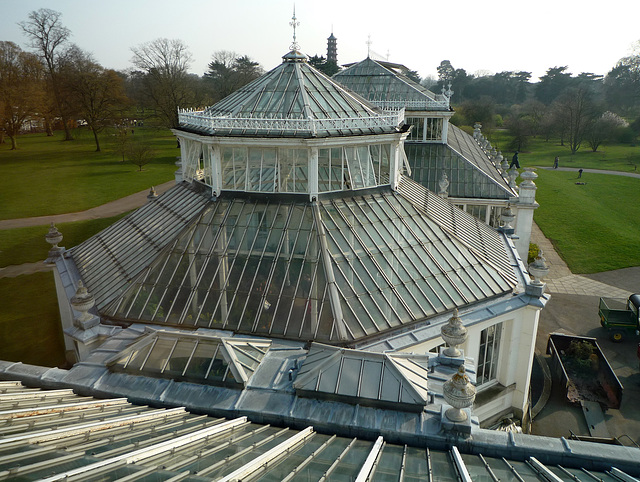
327,31,337,64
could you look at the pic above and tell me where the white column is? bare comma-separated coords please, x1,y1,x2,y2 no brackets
309,147,319,201
514,168,539,260
211,145,222,196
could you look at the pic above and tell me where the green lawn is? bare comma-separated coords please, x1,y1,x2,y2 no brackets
0,213,128,268
0,272,67,367
532,169,640,273
0,127,178,220
485,130,640,172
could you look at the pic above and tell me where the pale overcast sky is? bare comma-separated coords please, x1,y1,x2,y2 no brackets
2,0,639,82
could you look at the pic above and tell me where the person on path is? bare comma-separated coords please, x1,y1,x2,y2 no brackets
509,151,520,169
578,168,583,178
553,156,559,169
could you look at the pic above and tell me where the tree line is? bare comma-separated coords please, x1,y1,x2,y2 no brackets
432,55,640,153
0,8,263,152
3,9,640,158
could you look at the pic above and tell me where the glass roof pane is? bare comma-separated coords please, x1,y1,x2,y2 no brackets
107,333,270,387
371,443,404,481
429,450,458,481
162,339,197,376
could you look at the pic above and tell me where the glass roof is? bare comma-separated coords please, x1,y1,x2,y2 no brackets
96,179,516,344
334,57,448,110
71,183,211,310
1,381,636,481
406,135,515,200
178,52,401,138
294,343,430,410
106,331,271,388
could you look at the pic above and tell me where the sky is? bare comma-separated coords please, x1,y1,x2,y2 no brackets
2,0,639,82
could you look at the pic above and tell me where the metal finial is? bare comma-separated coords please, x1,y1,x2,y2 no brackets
289,6,300,50
366,35,372,58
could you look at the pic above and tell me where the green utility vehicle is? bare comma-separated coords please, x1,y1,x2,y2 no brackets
599,294,640,342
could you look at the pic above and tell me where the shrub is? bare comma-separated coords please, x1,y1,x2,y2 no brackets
527,243,540,265
614,126,636,144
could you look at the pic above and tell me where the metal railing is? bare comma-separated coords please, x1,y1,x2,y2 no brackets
370,99,450,110
178,108,405,135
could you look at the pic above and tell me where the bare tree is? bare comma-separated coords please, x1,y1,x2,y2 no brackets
0,41,45,149
61,46,130,151
19,9,75,140
553,86,599,154
126,139,155,171
130,38,194,129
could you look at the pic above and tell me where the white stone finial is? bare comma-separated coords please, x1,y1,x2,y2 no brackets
147,186,158,201
528,249,550,286
473,123,482,139
441,309,467,357
45,222,63,262
501,203,516,230
508,167,519,188
438,171,450,198
443,364,476,422
70,281,96,327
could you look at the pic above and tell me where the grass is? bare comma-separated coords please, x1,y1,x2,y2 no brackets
0,213,128,267
532,168,640,273
0,127,178,220
485,130,640,173
0,272,67,367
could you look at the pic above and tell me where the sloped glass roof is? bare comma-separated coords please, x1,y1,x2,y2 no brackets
405,129,515,200
294,343,430,410
98,179,516,344
70,183,211,310
334,57,449,111
106,331,271,388
178,51,402,138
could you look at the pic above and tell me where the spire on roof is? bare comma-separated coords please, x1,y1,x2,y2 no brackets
289,6,300,51
366,34,372,59
283,6,306,62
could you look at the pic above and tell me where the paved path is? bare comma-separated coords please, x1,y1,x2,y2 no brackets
0,180,175,279
535,166,640,179
0,180,175,230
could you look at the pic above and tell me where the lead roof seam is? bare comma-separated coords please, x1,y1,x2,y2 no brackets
386,356,425,404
